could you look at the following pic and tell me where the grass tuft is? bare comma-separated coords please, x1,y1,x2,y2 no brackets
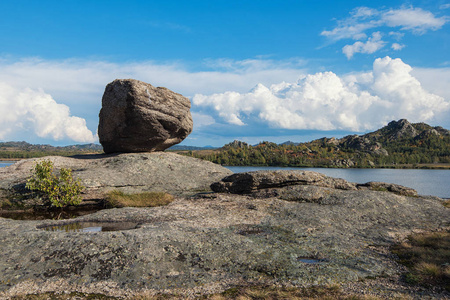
11,292,117,299
202,284,379,300
443,200,450,208
105,190,174,208
392,230,450,291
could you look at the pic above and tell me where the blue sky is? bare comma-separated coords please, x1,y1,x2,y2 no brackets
0,0,449,146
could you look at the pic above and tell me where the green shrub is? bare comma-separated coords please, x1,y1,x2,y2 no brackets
26,160,83,208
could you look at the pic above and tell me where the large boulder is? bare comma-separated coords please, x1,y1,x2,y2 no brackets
98,79,193,153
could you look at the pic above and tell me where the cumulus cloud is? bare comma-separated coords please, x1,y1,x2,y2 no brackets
0,83,96,142
193,57,449,132
342,32,386,59
322,5,448,57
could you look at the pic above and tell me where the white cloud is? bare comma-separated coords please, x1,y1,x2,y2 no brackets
323,6,448,40
391,43,405,50
191,112,216,129
0,83,96,142
382,7,449,34
342,32,386,59
322,5,448,57
321,7,381,41
411,67,450,103
0,57,305,100
441,4,450,10
193,57,449,132
389,31,405,40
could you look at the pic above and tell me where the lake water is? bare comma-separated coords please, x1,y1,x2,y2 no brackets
0,161,15,168
1,162,448,198
226,166,450,199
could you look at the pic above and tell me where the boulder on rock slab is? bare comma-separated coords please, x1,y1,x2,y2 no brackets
98,79,193,153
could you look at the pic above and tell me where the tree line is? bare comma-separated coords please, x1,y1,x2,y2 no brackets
183,134,450,168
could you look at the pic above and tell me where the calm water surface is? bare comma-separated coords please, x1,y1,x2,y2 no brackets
0,161,15,168
226,166,450,198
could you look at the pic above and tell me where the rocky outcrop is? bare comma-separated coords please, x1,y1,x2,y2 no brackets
357,181,418,197
385,119,419,141
363,119,450,142
98,79,193,153
0,183,448,298
211,170,358,194
0,153,232,206
339,135,388,156
211,170,418,197
223,140,250,149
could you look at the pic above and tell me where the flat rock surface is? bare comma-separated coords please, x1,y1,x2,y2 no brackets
0,152,232,203
0,185,448,298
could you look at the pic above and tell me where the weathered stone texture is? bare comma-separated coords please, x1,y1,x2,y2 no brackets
211,170,418,197
98,79,193,153
0,186,448,298
0,152,232,203
211,170,358,194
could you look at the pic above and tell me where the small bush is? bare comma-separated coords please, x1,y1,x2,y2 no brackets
26,160,83,208
106,190,174,208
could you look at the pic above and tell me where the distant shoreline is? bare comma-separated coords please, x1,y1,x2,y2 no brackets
221,163,450,170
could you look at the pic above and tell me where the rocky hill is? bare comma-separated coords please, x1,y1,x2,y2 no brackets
336,119,449,155
187,119,450,168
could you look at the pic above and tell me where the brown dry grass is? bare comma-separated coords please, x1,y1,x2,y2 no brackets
392,230,450,291
105,190,174,208
10,292,116,299
133,285,382,299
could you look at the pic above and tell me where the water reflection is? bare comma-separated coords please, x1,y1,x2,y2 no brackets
0,207,100,220
40,221,139,232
